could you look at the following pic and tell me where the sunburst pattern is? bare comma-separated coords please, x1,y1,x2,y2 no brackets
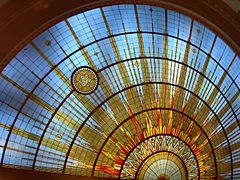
0,3,239,180
72,96,217,179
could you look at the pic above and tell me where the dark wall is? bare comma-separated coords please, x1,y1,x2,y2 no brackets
0,167,109,180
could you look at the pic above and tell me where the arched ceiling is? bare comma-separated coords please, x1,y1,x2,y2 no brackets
0,2,239,180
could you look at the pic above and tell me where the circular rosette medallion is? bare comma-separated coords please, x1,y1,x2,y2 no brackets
71,66,99,95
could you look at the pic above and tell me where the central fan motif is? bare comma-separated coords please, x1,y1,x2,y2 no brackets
136,152,187,180
122,136,197,179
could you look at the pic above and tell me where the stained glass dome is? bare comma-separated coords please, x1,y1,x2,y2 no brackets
0,3,239,180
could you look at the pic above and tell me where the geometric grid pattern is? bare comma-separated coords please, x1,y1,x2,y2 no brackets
0,4,239,179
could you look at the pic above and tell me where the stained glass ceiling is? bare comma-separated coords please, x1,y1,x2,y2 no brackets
0,3,239,180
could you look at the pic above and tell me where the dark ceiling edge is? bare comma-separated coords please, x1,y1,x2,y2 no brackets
0,0,239,72
0,166,113,180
